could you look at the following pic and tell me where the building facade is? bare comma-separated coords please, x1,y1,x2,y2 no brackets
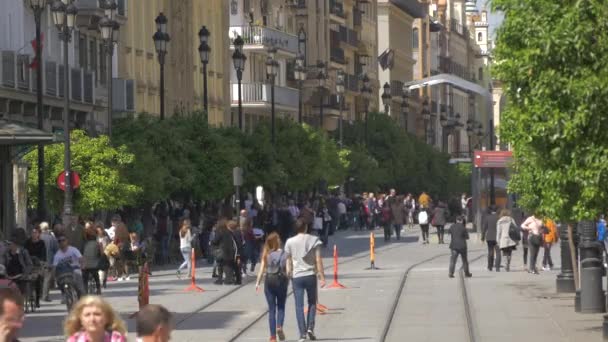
377,0,425,131
119,0,230,125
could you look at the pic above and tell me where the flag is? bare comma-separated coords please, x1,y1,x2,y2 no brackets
28,32,44,69
378,48,394,70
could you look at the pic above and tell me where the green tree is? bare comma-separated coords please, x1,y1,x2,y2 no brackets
25,130,141,215
492,0,608,220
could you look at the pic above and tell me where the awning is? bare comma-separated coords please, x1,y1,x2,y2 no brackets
0,120,56,145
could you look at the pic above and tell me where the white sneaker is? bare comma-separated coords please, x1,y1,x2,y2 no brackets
117,277,124,282
125,276,131,281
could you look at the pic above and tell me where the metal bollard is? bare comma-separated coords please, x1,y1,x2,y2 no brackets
556,223,576,293
578,221,605,313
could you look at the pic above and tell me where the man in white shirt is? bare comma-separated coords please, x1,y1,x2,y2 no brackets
285,219,325,342
105,214,122,241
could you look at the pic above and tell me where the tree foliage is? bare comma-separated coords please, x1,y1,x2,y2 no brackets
492,0,608,220
24,130,141,215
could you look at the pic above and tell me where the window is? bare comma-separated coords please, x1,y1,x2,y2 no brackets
90,39,97,84
99,42,106,85
478,32,483,42
79,34,87,69
478,67,483,81
412,28,419,49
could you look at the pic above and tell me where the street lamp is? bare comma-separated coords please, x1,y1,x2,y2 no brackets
336,69,346,148
381,82,391,114
232,35,246,130
198,26,211,112
294,54,306,124
51,0,77,217
28,0,47,221
401,90,409,131
316,61,327,129
266,47,279,146
361,73,371,146
99,0,120,138
153,12,170,120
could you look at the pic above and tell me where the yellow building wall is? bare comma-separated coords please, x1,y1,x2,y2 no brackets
118,0,229,124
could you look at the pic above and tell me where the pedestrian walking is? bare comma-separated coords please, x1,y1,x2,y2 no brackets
404,194,416,230
418,191,431,209
542,219,558,271
95,223,110,289
64,296,127,342
285,219,326,342
255,232,289,342
135,304,173,342
0,288,25,341
229,221,245,285
418,208,430,244
481,206,500,271
496,209,519,272
448,216,472,278
431,201,449,244
211,220,237,285
24,225,45,308
82,224,102,295
389,193,405,240
177,219,193,279
38,222,57,302
381,200,393,242
521,213,544,274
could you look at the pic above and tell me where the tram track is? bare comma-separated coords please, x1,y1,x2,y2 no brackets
379,250,486,342
175,234,407,330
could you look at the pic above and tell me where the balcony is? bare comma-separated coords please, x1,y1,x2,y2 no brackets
329,0,346,21
0,50,95,104
339,26,359,48
229,26,298,56
75,0,127,28
330,47,346,65
231,83,299,110
390,80,404,97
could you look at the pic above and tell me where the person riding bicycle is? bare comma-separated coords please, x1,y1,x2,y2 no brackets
0,265,20,293
4,238,33,296
53,235,85,298
25,226,46,308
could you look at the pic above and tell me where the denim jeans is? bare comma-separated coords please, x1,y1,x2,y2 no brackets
178,247,192,275
265,276,288,338
292,275,318,337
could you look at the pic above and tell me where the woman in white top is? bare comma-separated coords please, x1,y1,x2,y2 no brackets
177,219,193,278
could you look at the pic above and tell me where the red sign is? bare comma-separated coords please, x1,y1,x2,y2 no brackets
474,151,513,168
56,171,81,191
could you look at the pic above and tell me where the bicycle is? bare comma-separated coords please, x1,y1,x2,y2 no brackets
57,272,79,311
9,274,36,313
87,274,97,295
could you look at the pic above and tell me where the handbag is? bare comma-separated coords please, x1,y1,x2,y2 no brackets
529,234,542,247
98,254,110,270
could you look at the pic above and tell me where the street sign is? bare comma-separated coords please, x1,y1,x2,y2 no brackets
233,167,243,186
56,171,81,191
474,151,513,168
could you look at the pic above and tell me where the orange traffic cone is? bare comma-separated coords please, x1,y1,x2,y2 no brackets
183,249,204,292
326,245,346,289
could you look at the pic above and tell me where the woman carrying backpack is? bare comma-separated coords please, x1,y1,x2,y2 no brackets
255,232,289,342
496,209,519,272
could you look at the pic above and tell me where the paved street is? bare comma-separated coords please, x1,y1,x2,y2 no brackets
21,227,602,342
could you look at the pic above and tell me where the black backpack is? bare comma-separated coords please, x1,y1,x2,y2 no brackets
509,223,521,242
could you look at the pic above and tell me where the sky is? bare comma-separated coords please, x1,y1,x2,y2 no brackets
488,10,504,37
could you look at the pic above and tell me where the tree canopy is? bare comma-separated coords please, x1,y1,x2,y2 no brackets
492,0,608,220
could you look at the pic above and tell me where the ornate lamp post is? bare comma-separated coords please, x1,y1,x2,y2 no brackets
316,61,327,129
421,96,431,144
381,82,391,114
152,12,169,120
198,25,210,112
28,0,47,221
401,89,409,131
232,35,246,130
361,73,371,146
99,0,120,138
336,69,345,148
51,0,78,216
294,54,306,124
266,47,279,146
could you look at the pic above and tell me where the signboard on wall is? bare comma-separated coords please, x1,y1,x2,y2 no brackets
474,151,513,168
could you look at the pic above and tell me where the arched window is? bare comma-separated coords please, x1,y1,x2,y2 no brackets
477,32,483,42
412,28,419,49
